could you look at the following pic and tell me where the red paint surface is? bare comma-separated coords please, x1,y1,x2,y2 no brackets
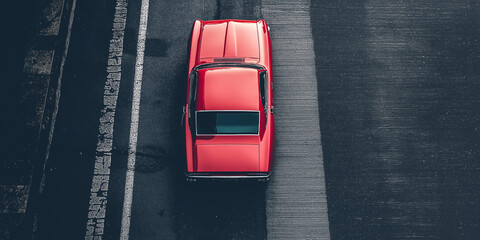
196,144,259,172
198,20,260,64
196,68,260,111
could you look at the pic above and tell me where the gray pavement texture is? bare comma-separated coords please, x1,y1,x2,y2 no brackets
312,0,480,239
35,0,117,239
2,0,479,239
0,0,75,239
262,0,330,239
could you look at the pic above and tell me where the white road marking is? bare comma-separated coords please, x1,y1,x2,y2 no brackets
120,0,150,238
262,0,331,239
85,0,128,239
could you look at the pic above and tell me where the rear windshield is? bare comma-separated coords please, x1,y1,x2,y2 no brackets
196,111,259,135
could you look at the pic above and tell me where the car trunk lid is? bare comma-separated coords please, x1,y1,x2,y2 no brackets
195,143,260,172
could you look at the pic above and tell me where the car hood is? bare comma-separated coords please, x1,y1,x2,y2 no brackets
199,21,260,63
195,143,260,172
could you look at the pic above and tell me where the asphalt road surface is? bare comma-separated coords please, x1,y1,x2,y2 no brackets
35,0,479,239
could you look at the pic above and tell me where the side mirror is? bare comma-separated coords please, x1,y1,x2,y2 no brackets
181,105,186,126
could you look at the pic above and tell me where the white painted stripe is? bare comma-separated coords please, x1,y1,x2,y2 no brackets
85,0,128,239
119,0,149,238
262,0,331,239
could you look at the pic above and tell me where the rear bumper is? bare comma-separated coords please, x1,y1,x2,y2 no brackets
185,172,270,181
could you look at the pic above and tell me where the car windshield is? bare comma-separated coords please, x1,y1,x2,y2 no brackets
196,111,259,135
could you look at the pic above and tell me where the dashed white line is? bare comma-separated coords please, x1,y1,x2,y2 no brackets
119,0,150,238
85,0,128,239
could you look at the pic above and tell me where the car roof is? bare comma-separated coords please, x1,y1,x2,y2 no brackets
195,67,261,111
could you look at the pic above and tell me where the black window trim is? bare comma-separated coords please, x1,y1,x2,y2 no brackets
188,72,198,112
259,71,269,122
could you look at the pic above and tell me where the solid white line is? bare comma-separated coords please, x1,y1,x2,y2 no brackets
119,0,150,238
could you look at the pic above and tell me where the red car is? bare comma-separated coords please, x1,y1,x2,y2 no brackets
183,19,274,181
